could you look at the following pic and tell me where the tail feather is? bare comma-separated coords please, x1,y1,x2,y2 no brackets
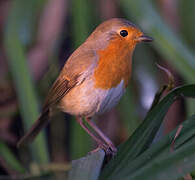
17,110,49,148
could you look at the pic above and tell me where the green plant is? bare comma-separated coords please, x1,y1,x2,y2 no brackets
2,0,195,179
68,84,195,180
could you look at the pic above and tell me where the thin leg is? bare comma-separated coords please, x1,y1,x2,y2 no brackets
85,117,117,153
76,117,109,151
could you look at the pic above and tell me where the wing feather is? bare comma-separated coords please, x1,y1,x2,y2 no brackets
43,49,97,112
43,75,78,112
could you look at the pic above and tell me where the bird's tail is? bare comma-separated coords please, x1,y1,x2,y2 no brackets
17,110,50,148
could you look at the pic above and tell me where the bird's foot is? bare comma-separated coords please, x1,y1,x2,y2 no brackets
90,143,117,156
107,142,117,154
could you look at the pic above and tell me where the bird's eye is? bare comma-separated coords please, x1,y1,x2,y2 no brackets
120,30,128,37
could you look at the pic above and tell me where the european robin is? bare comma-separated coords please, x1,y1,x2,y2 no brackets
17,18,152,154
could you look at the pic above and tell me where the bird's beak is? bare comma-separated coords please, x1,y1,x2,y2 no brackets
136,35,153,42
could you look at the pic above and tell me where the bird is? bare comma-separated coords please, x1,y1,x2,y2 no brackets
17,18,152,154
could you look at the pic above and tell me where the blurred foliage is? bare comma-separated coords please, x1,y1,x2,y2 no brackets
179,0,195,49
0,0,195,179
4,0,49,163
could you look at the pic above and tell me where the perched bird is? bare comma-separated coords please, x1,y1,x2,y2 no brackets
17,18,152,154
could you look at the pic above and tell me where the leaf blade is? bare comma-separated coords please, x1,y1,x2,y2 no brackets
100,85,195,179
68,149,105,180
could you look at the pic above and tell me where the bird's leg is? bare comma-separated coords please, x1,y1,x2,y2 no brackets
76,117,109,152
85,117,117,153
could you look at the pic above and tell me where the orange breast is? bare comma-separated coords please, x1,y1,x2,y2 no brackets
94,38,133,89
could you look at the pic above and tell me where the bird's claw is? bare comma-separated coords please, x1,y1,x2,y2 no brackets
90,143,117,156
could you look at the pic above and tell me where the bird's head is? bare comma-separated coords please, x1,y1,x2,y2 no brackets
87,18,152,51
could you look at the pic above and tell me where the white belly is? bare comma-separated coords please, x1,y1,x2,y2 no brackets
96,80,125,115
59,78,125,117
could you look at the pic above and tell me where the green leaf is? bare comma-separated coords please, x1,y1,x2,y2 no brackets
71,0,97,48
100,84,195,179
118,86,140,134
179,0,195,48
4,0,49,163
68,149,105,180
114,115,195,180
0,142,25,173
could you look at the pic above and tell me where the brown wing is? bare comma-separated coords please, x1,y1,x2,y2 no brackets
43,74,78,112
43,49,97,112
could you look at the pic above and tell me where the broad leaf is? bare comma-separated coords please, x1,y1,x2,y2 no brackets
111,115,195,180
100,84,195,179
68,149,105,180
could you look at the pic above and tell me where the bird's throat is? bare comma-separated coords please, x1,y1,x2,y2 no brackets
94,39,134,89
